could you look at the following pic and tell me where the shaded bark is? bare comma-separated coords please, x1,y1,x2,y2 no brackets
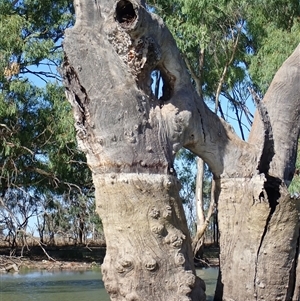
61,0,300,300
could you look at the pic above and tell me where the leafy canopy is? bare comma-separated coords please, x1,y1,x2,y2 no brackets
0,0,101,244
149,0,300,192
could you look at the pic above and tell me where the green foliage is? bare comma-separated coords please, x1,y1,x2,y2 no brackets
289,142,300,196
0,0,78,191
0,0,101,245
149,0,250,103
245,0,300,93
149,0,300,114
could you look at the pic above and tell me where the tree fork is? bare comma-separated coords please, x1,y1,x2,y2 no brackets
62,0,300,300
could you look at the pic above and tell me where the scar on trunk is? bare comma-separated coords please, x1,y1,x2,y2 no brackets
113,0,175,103
115,0,137,26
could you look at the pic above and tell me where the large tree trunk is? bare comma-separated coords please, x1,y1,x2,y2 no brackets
62,0,206,299
96,173,205,300
214,45,300,301
61,0,300,300
215,178,300,301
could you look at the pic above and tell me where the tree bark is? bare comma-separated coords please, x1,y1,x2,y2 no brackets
192,158,216,258
192,158,205,257
61,0,300,300
62,0,206,299
96,173,205,300
215,177,300,301
214,45,300,301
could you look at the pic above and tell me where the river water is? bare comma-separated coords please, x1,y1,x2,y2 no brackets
0,268,218,301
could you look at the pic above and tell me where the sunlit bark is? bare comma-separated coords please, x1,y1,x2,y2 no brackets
62,0,300,299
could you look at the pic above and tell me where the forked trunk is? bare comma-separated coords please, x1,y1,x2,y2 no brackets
62,0,300,300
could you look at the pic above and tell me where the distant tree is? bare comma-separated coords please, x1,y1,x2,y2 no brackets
0,0,102,248
0,189,40,247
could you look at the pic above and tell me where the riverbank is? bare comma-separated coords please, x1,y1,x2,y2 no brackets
0,244,106,273
0,255,101,273
0,244,219,273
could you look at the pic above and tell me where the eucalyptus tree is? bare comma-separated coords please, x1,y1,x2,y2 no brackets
0,188,41,247
62,0,299,300
149,0,300,257
0,0,75,193
0,0,97,246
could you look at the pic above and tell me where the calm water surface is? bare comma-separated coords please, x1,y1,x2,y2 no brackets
0,268,218,301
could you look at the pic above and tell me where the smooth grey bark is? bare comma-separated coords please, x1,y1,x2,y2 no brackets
192,158,216,257
192,158,205,257
61,0,300,300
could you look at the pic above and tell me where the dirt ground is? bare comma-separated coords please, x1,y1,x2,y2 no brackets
0,244,106,272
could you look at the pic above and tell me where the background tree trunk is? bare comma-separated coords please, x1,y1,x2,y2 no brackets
62,0,300,300
193,158,205,258
192,158,216,259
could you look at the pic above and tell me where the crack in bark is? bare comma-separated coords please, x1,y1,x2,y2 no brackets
253,175,281,299
61,55,92,152
289,210,300,300
196,107,206,143
250,88,283,298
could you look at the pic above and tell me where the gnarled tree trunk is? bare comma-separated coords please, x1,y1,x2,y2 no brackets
62,0,206,299
61,0,300,300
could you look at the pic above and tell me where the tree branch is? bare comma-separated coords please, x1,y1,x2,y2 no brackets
214,25,241,113
248,44,300,183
